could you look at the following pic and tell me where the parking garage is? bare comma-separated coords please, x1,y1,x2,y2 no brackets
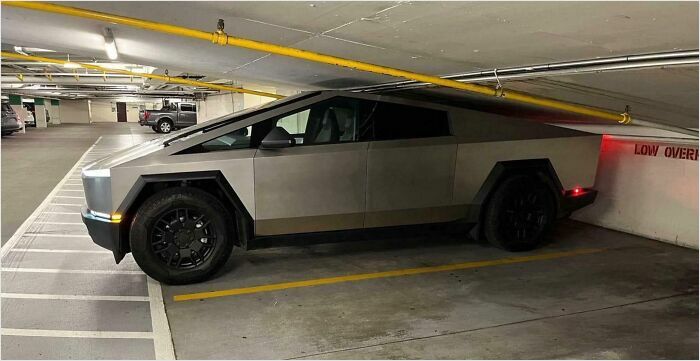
1,1,698,360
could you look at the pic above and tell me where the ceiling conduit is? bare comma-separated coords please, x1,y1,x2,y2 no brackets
3,1,697,136
0,51,283,99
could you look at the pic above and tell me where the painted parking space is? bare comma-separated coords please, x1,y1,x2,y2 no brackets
0,134,173,360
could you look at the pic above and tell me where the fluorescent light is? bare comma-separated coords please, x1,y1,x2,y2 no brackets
13,46,28,55
103,28,118,60
63,54,81,69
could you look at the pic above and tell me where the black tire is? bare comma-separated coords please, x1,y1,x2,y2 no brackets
130,187,235,284
151,125,159,133
157,119,173,134
1,132,11,136
483,174,556,252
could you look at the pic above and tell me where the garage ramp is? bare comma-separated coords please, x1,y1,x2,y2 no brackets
0,134,173,359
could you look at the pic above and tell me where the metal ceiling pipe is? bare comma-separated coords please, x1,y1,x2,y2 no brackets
1,51,283,99
1,72,136,78
348,51,699,92
0,76,148,85
3,1,697,136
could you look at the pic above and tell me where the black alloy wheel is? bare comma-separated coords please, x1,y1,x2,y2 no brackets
483,174,555,251
130,187,234,284
150,208,217,270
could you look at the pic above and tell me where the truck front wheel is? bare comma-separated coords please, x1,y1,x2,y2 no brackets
130,187,235,284
483,174,555,252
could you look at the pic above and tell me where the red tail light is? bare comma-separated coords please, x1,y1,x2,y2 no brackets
144,111,150,120
567,187,585,197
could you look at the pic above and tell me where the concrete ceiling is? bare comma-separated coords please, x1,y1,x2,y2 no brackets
1,1,698,128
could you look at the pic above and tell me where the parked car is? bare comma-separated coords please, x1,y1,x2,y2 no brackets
23,107,36,127
82,90,601,284
1,102,22,136
138,103,197,134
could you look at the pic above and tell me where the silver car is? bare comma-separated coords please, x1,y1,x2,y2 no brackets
82,91,601,284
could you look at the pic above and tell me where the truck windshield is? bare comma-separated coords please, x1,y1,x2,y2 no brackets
162,91,320,146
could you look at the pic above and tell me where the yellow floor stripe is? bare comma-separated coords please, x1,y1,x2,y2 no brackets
173,248,605,302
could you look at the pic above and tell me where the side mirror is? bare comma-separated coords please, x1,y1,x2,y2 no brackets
261,127,296,149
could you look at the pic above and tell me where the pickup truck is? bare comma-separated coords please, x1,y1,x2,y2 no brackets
138,103,197,133
82,90,600,284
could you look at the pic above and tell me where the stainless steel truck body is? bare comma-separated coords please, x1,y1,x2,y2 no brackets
82,90,600,284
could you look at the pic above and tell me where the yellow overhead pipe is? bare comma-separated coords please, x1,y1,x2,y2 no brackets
3,1,635,124
0,51,283,99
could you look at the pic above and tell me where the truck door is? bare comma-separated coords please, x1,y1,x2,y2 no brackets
363,101,459,228
253,97,371,236
178,104,197,126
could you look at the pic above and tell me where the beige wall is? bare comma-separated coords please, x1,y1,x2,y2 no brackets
196,93,239,123
573,136,699,249
90,101,160,123
59,99,91,123
90,101,114,122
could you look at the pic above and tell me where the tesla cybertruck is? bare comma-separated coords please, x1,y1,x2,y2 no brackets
81,90,600,284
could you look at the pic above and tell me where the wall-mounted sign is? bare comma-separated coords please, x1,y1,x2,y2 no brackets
634,143,698,161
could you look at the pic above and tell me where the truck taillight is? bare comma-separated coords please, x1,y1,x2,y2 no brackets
144,111,150,120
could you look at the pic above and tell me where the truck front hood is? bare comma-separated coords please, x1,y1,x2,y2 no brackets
83,137,165,176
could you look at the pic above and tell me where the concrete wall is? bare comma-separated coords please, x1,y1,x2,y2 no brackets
572,136,699,249
59,99,91,123
90,101,114,123
90,101,160,123
196,93,240,123
196,84,296,123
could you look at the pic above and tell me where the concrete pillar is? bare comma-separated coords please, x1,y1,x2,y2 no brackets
49,99,61,124
34,98,48,128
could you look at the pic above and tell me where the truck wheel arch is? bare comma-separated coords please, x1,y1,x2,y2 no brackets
468,159,565,239
116,171,253,256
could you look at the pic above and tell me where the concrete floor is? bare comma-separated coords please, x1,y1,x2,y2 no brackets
1,123,152,243
1,128,166,359
162,221,698,359
2,123,698,359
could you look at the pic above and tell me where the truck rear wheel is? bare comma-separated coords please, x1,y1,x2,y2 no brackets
158,119,173,134
130,187,234,284
483,174,555,252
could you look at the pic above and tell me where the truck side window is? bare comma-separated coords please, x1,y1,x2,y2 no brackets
367,102,450,141
180,104,194,112
272,97,374,145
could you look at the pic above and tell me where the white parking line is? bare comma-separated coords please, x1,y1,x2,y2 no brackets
148,278,176,359
9,249,110,254
1,328,153,339
33,221,85,225
1,137,100,258
49,203,83,207
23,233,91,238
54,195,84,199
59,190,84,193
40,212,80,215
1,293,150,302
1,268,143,275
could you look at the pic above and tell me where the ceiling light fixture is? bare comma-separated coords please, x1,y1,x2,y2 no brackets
13,46,28,56
103,27,118,60
62,54,81,69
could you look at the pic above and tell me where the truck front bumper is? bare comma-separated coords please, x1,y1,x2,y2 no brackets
82,207,126,263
